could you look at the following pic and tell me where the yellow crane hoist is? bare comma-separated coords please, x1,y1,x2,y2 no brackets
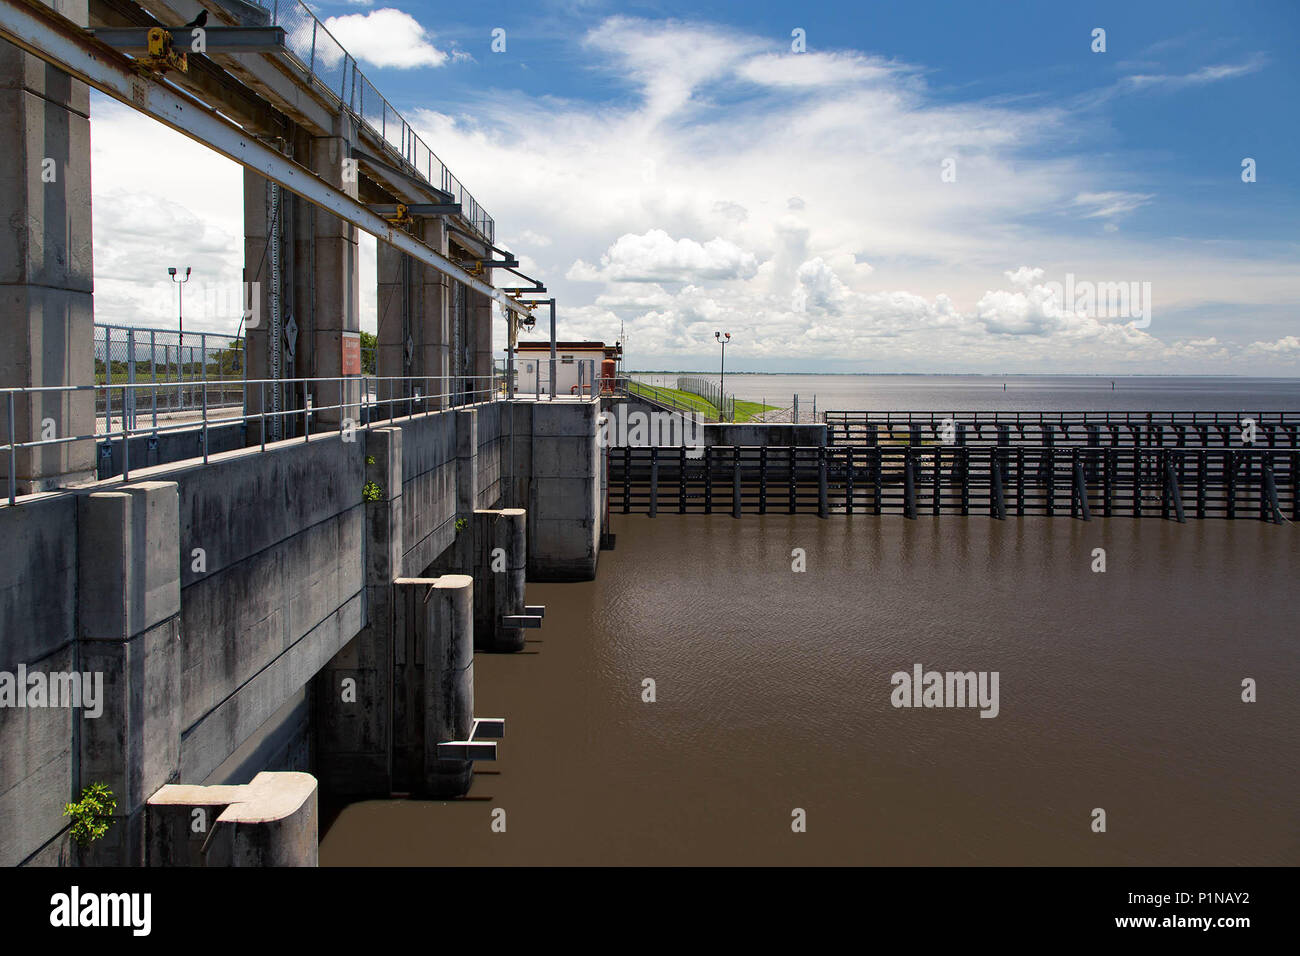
141,27,188,74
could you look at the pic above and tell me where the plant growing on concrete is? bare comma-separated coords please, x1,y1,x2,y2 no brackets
365,455,375,465
455,517,469,534
64,783,116,847
362,480,383,502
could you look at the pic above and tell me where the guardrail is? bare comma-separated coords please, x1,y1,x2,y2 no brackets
250,0,494,242
0,373,504,505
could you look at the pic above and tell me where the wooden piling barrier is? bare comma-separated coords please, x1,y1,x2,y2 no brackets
649,447,659,517
1163,452,1185,523
733,446,742,518
622,446,631,514
704,446,713,514
1073,451,1090,520
679,445,687,514
991,450,1006,519
789,445,797,514
904,450,917,519
817,445,829,518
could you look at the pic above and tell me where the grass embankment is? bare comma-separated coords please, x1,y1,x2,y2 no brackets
626,381,777,423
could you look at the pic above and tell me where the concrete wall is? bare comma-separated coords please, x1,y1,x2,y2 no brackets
2,395,601,861
96,421,246,480
0,494,78,866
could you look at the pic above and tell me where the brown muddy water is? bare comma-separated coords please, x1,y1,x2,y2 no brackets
321,515,1299,866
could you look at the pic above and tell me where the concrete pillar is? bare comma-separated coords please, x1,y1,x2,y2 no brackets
313,427,401,796
454,406,478,567
147,771,317,866
391,576,475,798
529,399,601,580
242,168,290,442
473,508,527,652
243,123,361,437
471,286,494,402
76,481,183,866
376,219,450,409
304,131,361,428
0,0,95,493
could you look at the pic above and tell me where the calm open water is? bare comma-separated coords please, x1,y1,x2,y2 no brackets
321,514,1299,866
632,374,1300,413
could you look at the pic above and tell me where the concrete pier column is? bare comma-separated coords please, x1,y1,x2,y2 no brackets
471,287,495,401
453,406,478,568
529,399,600,580
473,508,527,652
147,771,317,866
0,0,95,493
313,427,402,795
242,167,292,442
377,219,451,409
76,481,183,865
304,132,361,428
392,576,475,798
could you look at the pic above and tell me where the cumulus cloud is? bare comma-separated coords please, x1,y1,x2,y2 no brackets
322,9,449,69
568,230,758,283
79,14,1300,374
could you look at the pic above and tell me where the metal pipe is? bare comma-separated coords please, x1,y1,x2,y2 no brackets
549,298,556,400
7,392,15,505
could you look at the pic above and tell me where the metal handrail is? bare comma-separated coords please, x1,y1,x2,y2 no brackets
0,372,514,505
247,0,494,242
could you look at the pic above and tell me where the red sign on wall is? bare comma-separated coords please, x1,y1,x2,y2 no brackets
341,332,361,375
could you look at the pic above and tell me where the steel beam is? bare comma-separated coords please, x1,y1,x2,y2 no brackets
0,0,535,317
87,25,287,52
367,202,463,217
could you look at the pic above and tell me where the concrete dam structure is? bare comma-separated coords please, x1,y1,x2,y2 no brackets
0,0,608,865
1,396,604,865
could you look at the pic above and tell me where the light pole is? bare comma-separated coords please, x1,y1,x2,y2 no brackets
168,266,192,335
714,330,730,421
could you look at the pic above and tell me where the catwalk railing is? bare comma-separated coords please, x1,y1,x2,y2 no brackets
246,0,494,241
607,444,1297,522
825,410,1300,449
0,372,506,503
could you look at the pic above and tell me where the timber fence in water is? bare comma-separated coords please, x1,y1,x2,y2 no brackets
824,410,1300,449
606,443,1297,522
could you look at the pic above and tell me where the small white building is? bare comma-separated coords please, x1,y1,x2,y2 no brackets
513,341,621,396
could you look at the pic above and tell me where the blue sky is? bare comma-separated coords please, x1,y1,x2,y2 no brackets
90,0,1300,372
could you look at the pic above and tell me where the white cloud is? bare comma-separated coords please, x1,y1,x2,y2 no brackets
79,17,1300,374
568,230,758,283
1071,191,1154,221
1123,56,1267,92
322,9,449,69
737,51,903,88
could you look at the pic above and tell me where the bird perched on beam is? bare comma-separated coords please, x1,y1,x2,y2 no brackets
179,9,208,31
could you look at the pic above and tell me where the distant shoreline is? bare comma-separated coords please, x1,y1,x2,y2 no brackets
626,371,1295,379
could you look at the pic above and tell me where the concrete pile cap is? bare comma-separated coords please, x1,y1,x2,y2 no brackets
148,771,316,824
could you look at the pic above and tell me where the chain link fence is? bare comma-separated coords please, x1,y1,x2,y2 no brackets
677,376,736,421
95,324,246,432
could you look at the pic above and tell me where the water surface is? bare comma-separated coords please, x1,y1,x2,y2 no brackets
322,514,1299,865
